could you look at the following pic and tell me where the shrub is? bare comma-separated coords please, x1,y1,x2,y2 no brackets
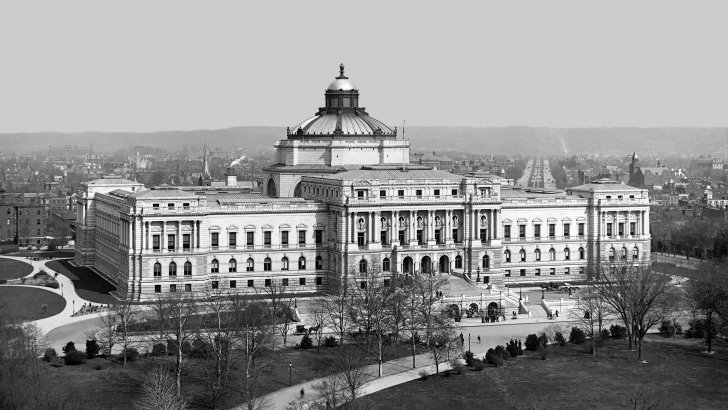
610,324,627,339
539,344,551,360
300,335,313,349
569,327,586,344
525,334,540,351
44,347,58,362
506,343,519,358
554,332,566,346
449,358,465,375
418,370,429,381
63,350,86,365
50,357,64,367
600,329,611,341
323,336,338,348
0,279,6,284
181,341,192,355
471,358,485,371
45,282,59,289
538,333,549,348
62,341,76,354
486,345,510,367
123,348,139,362
685,319,716,339
463,350,475,366
86,339,100,359
190,338,213,359
151,343,167,357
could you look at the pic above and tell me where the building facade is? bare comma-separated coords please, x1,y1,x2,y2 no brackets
75,66,651,301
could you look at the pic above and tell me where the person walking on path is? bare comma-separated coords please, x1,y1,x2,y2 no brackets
555,310,559,318
300,388,305,399
477,335,481,343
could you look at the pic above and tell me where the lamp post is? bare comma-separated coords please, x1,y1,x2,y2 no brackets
519,287,522,301
476,267,480,282
541,287,545,299
72,299,75,315
61,283,63,296
468,333,471,352
289,363,292,386
499,291,502,320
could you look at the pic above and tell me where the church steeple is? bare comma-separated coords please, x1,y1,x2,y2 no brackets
199,144,212,186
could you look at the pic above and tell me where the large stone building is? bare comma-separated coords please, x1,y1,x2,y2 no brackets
75,66,651,301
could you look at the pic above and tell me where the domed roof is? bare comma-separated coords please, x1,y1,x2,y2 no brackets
327,77,356,91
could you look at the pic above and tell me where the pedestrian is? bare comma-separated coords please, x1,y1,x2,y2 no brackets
478,335,481,343
300,388,305,398
518,339,522,349
556,310,559,318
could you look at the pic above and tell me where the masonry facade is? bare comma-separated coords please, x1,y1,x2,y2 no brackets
75,66,651,301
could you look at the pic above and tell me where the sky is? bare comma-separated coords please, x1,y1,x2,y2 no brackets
1,0,727,133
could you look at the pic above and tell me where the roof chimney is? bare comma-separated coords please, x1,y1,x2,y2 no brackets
225,167,237,187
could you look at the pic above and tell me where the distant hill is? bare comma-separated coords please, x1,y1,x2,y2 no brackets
0,126,726,157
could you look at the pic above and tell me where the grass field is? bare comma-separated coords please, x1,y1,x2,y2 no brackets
0,286,66,322
0,257,34,280
46,259,116,304
36,340,412,409
362,336,728,409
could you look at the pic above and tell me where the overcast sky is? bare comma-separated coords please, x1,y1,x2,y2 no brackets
1,0,726,133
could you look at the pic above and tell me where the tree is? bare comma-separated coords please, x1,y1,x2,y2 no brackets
198,289,236,408
316,344,369,406
428,315,459,375
684,262,728,353
229,296,275,410
309,298,329,353
570,283,609,356
151,290,199,397
135,365,188,410
264,279,297,349
413,272,450,348
320,281,353,346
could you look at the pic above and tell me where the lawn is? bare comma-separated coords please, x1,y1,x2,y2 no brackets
363,336,728,409
35,339,412,409
0,257,34,280
0,286,66,322
46,259,116,304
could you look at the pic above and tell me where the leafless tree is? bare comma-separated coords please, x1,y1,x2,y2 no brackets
151,290,200,397
198,289,236,408
105,302,142,366
135,365,188,410
95,306,119,359
684,262,728,353
320,344,369,405
265,279,297,349
309,298,328,353
413,272,450,348
320,280,353,346
428,315,459,375
570,284,608,356
229,295,275,410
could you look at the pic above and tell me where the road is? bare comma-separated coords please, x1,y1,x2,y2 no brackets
517,157,556,190
45,316,104,352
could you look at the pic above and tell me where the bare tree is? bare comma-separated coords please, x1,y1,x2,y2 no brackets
570,284,608,356
229,295,275,410
135,365,188,410
109,302,141,366
684,262,728,353
320,280,353,346
309,298,328,353
265,279,297,349
428,315,459,375
413,272,450,348
151,290,200,397
198,289,236,408
95,306,119,359
317,344,369,406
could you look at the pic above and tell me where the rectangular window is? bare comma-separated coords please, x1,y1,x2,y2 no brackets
379,190,386,198
357,232,366,246
519,225,526,239
184,284,192,292
211,232,219,248
168,203,174,210
578,223,585,237
550,268,556,275
246,231,254,247
415,189,423,197
563,223,570,238
535,268,541,276
211,281,218,290
230,280,236,288
282,278,289,287
398,189,405,198
357,190,365,198
436,229,443,244
534,224,541,239
228,232,236,249
505,270,511,277
299,278,306,286
264,231,272,248
416,230,424,245
281,231,289,247
265,279,271,287
153,203,160,209
520,269,526,277
298,230,306,246
452,189,458,195
504,225,511,240
381,230,388,245
549,224,555,239
153,235,160,250
565,267,570,275
579,267,585,275
452,229,459,243
167,234,176,251
183,234,190,250
618,223,624,237
630,222,636,236
434,189,440,197
184,263,191,276
170,284,177,293
155,285,161,293
183,202,190,210
606,223,613,237
247,279,254,288
315,230,323,245
316,277,323,285
36,219,40,225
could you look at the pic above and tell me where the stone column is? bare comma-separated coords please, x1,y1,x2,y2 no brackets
373,211,381,243
191,220,196,249
128,220,133,251
162,222,167,252
177,221,182,250
644,209,649,235
351,212,356,244
145,221,150,250
494,209,500,239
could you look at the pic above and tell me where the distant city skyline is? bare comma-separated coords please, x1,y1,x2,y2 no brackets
1,0,727,133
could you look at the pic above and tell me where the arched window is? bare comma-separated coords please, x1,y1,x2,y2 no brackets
455,255,463,269
549,248,556,261
154,262,161,277
535,249,541,261
281,257,289,271
383,257,391,271
298,256,306,270
246,258,254,272
621,247,627,260
579,247,585,260
609,247,615,260
211,259,219,273
633,246,639,259
264,257,272,271
504,250,511,263
399,216,405,226
169,262,177,276
519,249,526,262
229,258,237,272
564,247,570,261
184,261,192,276
483,254,490,268
315,256,323,269
359,259,368,273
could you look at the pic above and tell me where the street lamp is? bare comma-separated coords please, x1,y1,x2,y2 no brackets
61,283,63,296
476,267,481,282
72,299,75,315
289,363,292,386
519,287,522,301
499,291,502,320
541,287,545,299
468,333,471,351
